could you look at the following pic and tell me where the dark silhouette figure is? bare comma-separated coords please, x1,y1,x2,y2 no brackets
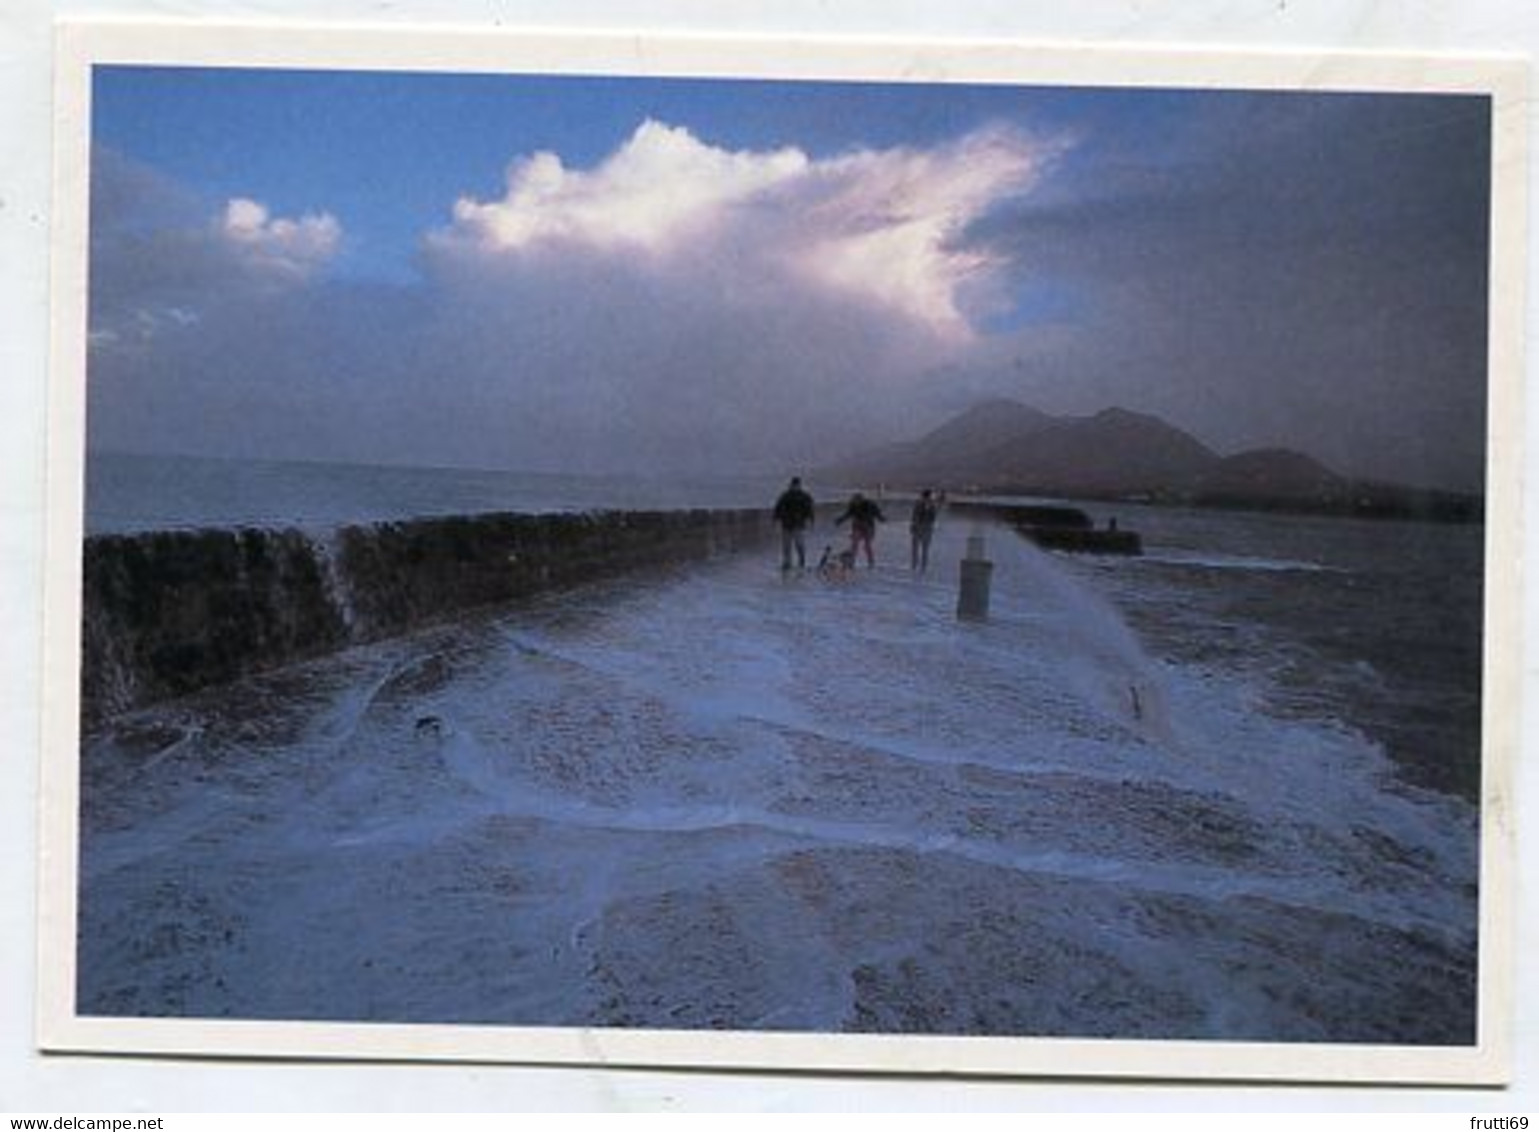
834,492,887,568
909,488,939,573
772,476,816,570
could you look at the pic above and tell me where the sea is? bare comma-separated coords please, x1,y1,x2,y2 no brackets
84,452,787,535
75,451,1486,1042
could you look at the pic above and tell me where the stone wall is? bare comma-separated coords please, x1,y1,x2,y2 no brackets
81,508,769,722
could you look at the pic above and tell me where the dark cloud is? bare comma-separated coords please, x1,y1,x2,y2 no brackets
956,93,1491,490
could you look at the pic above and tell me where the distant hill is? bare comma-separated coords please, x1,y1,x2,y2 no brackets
824,400,1481,521
981,407,1221,494
843,399,1058,483
827,401,1227,496
1196,448,1345,500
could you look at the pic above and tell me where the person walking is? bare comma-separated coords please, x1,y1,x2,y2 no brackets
835,491,887,569
909,488,939,573
772,476,815,571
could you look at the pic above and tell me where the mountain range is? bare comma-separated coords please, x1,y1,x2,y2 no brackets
824,400,1480,520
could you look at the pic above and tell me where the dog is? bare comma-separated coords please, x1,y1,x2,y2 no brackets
817,544,856,582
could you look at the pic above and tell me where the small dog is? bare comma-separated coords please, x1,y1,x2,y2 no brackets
817,545,856,582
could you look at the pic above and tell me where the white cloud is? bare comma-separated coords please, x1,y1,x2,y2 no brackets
89,178,343,357
219,197,341,280
432,119,1050,341
442,120,809,254
794,126,1046,338
88,127,1059,475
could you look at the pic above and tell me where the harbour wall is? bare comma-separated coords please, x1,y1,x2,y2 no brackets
81,508,770,722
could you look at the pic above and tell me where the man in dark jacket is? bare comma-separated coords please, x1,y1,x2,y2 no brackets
835,491,886,568
773,476,815,570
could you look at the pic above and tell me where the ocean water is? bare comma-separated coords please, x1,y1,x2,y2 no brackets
75,456,1485,1042
85,452,787,534
1074,503,1485,802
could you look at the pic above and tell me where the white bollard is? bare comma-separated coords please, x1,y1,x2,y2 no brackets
957,531,993,622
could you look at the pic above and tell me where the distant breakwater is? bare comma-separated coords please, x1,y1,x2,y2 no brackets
81,508,770,723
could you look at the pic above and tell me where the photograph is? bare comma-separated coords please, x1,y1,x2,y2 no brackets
38,23,1520,1082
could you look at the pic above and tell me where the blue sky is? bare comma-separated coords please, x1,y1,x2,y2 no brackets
92,67,1204,283
87,66,1492,489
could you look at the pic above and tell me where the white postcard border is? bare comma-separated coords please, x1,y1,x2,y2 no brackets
37,18,1527,1085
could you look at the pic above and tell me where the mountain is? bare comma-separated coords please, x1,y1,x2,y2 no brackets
908,398,1059,462
831,399,1057,483
980,407,1221,494
829,401,1226,496
826,399,1480,521
823,400,1386,511
1195,448,1346,501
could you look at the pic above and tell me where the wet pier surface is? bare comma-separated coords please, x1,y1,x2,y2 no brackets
77,521,1478,1041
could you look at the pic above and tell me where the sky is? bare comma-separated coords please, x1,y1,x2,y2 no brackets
86,66,1492,491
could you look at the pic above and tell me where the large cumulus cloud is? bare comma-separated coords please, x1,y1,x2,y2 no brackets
87,121,1054,474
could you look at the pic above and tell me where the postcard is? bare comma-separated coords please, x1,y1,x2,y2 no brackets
37,19,1525,1083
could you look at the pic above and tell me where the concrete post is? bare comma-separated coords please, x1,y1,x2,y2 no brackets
957,531,993,622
